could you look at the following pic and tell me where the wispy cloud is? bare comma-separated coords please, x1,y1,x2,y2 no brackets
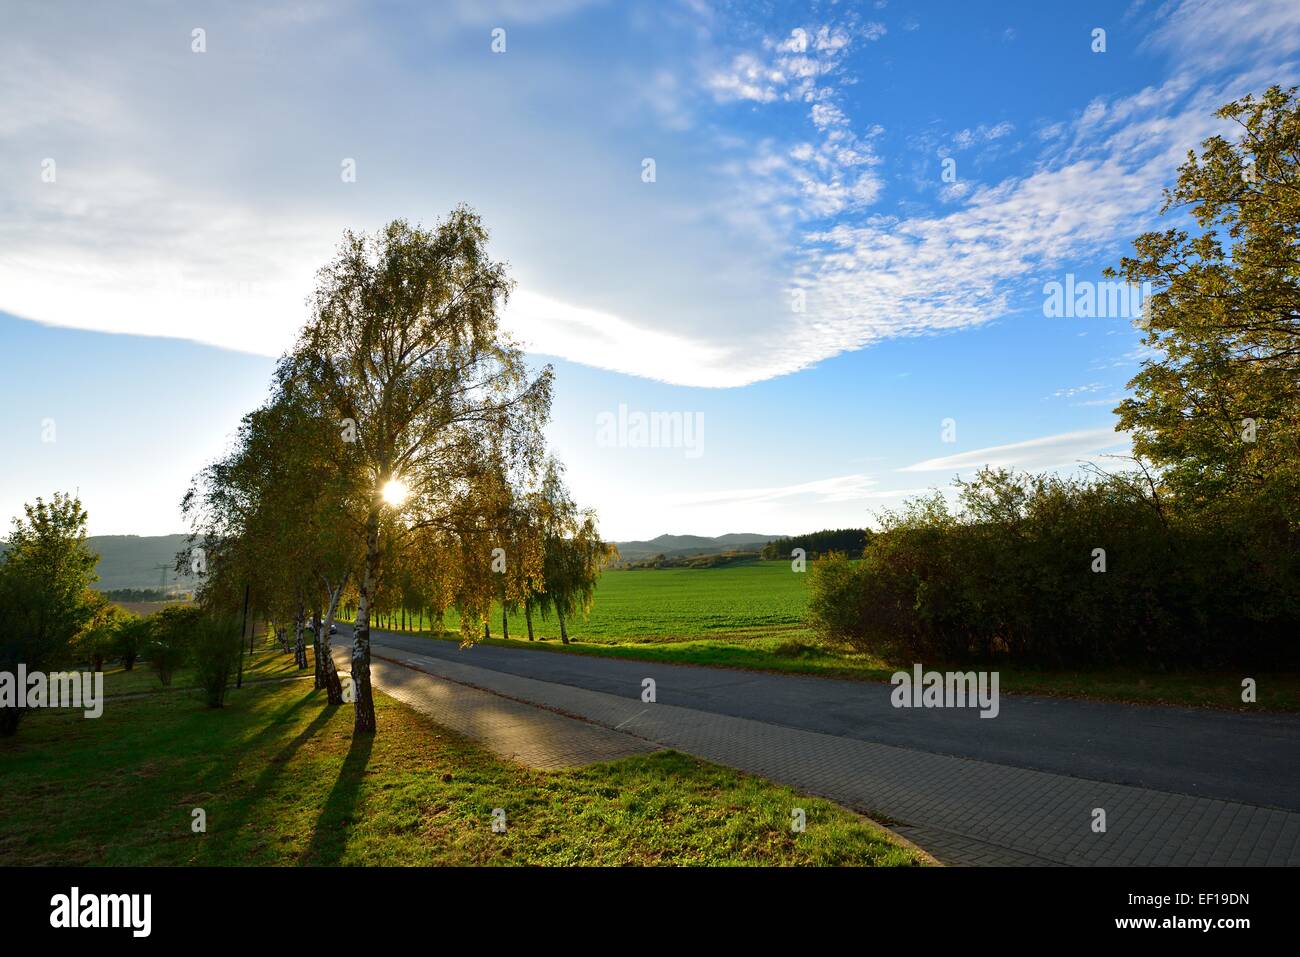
1,0,1294,390
951,121,1015,151
1145,0,1300,65
1051,383,1107,399
673,473,881,507
899,428,1131,473
671,472,939,509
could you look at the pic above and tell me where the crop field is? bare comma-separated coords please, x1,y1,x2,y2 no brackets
392,560,1300,710
436,559,810,644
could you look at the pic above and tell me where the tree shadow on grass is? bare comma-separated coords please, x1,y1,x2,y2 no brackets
299,731,374,866
195,698,339,864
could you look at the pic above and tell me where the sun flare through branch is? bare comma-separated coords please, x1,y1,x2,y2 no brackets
381,478,409,507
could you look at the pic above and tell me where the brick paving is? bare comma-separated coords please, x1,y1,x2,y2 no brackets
329,647,655,770
340,639,1300,867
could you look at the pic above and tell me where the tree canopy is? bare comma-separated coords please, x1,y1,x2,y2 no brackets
0,493,100,735
1106,85,1300,523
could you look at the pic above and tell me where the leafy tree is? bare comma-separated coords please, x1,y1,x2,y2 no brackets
149,605,200,686
113,615,152,672
286,209,552,732
1106,85,1300,523
190,613,244,708
183,382,358,704
0,494,100,736
761,529,871,560
72,597,131,671
534,461,616,644
496,482,545,641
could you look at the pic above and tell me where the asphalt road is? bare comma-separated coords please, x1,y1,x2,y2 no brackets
336,624,1300,811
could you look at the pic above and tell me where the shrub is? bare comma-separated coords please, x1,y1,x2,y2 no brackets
112,616,152,671
190,614,243,708
807,468,1299,670
72,600,131,671
806,552,874,646
148,605,201,686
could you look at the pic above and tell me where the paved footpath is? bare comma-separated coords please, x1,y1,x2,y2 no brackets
328,647,654,770
333,629,1300,866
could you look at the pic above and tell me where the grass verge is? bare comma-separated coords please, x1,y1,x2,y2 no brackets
99,646,303,698
401,629,1300,713
0,667,924,867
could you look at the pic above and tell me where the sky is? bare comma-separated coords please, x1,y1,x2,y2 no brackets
2,0,1297,540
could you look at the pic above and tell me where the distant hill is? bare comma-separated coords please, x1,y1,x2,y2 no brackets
3,530,783,586
611,532,780,563
0,533,198,591
85,535,199,592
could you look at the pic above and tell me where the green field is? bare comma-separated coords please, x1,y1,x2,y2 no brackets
372,560,1300,712
442,560,810,643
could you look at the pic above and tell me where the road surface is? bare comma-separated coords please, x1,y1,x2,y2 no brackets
332,625,1300,866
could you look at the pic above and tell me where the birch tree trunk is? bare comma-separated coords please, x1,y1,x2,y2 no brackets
320,583,344,705
294,606,308,670
351,504,380,733
313,609,325,689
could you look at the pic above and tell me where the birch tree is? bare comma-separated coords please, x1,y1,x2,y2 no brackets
183,383,360,705
534,461,617,644
286,210,552,733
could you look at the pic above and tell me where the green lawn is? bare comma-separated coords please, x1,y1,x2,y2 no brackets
364,561,1300,712
0,660,923,867
100,645,301,698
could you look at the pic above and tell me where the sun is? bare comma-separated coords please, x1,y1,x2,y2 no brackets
381,478,409,507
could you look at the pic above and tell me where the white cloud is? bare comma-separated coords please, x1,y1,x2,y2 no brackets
706,52,783,102
861,22,887,42
952,121,1014,150
1,0,1295,390
1146,0,1300,66
702,25,885,237
899,429,1131,473
774,65,1288,372
707,26,856,104
668,473,941,516
673,473,880,507
502,290,740,386
1051,383,1106,399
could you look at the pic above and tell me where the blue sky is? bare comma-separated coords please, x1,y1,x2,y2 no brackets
2,0,1297,538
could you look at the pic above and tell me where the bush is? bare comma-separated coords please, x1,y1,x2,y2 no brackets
807,468,1300,670
147,605,201,686
112,616,152,671
72,600,131,671
190,614,243,708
